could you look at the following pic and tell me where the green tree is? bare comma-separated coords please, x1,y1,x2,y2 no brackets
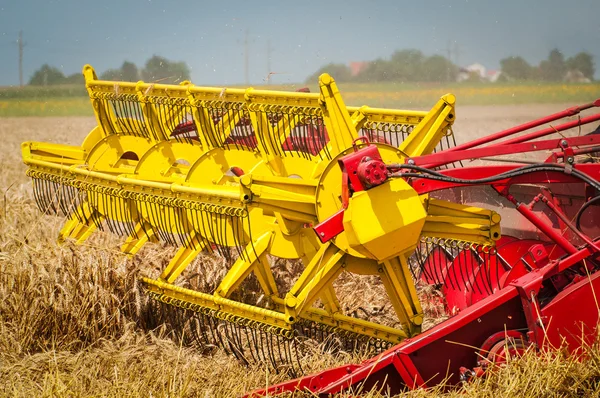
100,61,140,82
142,55,190,83
422,55,458,82
63,72,84,84
500,56,533,80
567,52,595,80
100,68,122,80
356,58,390,82
29,64,66,85
540,48,566,81
121,61,139,82
305,63,352,83
389,49,426,82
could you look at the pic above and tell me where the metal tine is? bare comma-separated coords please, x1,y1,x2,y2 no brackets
142,200,160,242
318,115,331,160
247,326,261,364
42,179,56,215
415,242,437,284
205,313,225,351
410,243,426,282
262,329,278,370
113,99,130,135
105,194,118,235
164,204,182,247
474,247,491,296
201,209,220,257
243,327,258,363
484,249,497,295
222,321,249,366
70,187,86,224
194,208,215,256
422,242,441,285
148,200,166,243
217,321,237,356
482,250,494,295
124,199,138,237
63,184,78,216
38,178,51,214
471,245,493,296
265,331,279,370
117,197,134,237
411,244,425,282
199,313,216,350
54,181,68,217
298,113,309,157
154,201,175,245
433,240,455,289
86,189,101,231
457,245,471,294
111,194,126,236
49,179,60,215
430,242,450,286
448,241,463,291
175,207,193,248
466,245,483,296
31,178,44,213
108,193,125,236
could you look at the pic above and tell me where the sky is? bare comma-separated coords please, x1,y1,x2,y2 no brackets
0,0,599,86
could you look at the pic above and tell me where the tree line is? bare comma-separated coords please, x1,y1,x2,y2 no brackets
28,55,191,86
306,49,458,84
501,49,594,81
306,48,595,84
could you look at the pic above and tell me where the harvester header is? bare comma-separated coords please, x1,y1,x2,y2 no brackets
21,64,600,396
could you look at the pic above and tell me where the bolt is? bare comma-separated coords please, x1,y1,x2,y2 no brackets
319,231,325,237
407,159,415,165
560,139,568,147
567,156,574,164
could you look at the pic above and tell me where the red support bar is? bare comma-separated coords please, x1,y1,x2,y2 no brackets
412,133,600,167
499,113,600,146
445,99,600,152
513,201,578,255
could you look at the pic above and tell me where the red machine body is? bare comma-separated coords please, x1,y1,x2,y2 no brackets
246,99,600,397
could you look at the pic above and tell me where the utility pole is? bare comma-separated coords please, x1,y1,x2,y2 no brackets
266,39,272,85
17,31,26,87
446,39,452,82
453,41,463,69
244,29,249,85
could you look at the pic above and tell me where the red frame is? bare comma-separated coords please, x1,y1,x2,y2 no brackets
245,99,600,398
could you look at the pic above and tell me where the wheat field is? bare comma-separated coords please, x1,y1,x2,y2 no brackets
2,109,600,397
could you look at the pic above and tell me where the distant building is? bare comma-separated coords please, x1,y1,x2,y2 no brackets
564,70,591,83
349,61,369,77
457,63,502,83
486,69,502,83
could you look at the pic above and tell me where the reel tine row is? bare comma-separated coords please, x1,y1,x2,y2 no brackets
23,65,469,372
149,291,393,374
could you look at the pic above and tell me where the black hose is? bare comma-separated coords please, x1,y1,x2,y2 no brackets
390,163,600,192
575,195,600,232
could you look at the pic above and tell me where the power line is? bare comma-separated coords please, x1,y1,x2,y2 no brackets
244,29,249,85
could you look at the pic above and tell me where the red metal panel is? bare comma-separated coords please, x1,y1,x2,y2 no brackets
542,270,600,352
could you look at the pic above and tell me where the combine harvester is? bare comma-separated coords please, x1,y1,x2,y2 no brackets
21,65,600,395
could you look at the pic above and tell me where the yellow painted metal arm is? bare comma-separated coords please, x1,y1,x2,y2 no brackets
399,93,456,157
318,74,358,154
